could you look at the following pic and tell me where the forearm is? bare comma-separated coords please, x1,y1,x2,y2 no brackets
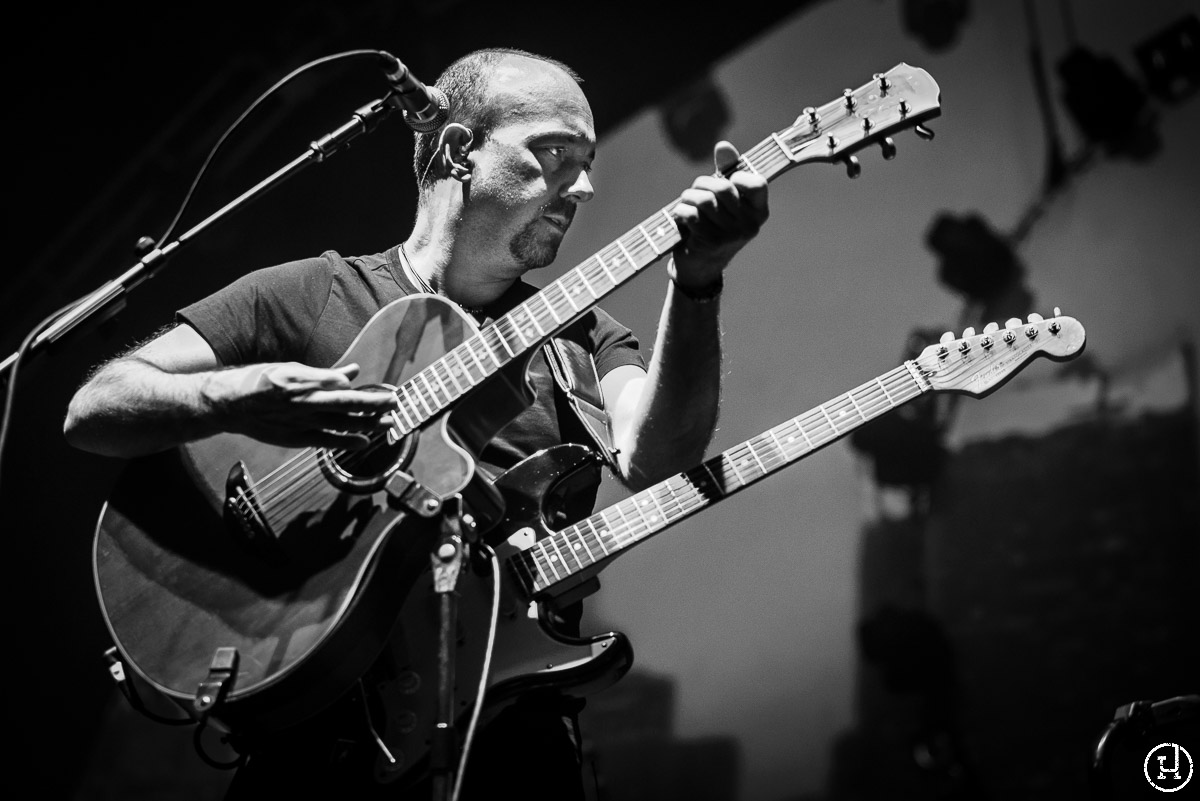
63,357,224,458
616,278,722,489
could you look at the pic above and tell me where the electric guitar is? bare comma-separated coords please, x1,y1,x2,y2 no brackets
93,64,942,737
368,311,1086,784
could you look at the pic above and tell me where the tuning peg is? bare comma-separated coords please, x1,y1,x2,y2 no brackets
914,124,935,140
983,322,999,334
873,72,891,94
843,88,857,111
797,106,819,128
1053,306,1062,317
845,156,861,178
879,137,896,160
1027,312,1044,322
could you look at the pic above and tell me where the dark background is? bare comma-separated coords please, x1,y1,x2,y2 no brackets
4,2,1198,799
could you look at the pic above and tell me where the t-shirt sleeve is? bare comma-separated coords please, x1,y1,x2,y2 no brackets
588,306,647,378
176,255,335,366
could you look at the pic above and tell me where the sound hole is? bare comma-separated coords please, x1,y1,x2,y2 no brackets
317,384,416,493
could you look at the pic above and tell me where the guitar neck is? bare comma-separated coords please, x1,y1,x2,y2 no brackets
385,63,941,435
513,360,930,597
387,139,803,436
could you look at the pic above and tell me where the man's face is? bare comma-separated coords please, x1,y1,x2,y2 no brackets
460,58,596,273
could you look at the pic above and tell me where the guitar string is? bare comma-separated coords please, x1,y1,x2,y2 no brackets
243,132,790,511
520,365,925,588
235,130,921,528
523,328,1040,589
528,380,927,589
519,326,1007,589
244,221,678,523
247,329,1007,539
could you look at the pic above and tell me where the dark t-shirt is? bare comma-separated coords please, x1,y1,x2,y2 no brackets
181,247,636,796
177,246,646,478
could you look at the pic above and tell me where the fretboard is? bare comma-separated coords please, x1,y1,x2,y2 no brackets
387,134,803,434
510,361,929,597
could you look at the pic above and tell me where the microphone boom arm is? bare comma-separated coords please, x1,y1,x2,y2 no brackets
0,93,399,378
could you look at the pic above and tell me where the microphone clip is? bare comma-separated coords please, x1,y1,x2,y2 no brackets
379,52,449,134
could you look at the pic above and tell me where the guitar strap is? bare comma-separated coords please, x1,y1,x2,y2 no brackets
390,243,619,472
542,336,621,473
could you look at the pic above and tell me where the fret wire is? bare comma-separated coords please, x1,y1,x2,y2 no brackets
442,354,468,394
750,434,787,469
537,290,563,326
587,517,611,556
489,319,521,358
529,548,555,588
557,528,587,572
615,238,638,273
723,452,749,486
874,376,896,406
462,340,491,376
698,461,728,495
427,369,453,407
510,552,536,593
744,439,769,474
534,541,563,582
594,254,618,285
393,391,420,429
418,373,444,411
572,268,599,300
399,384,428,421
657,210,680,245
473,332,504,368
503,309,533,348
554,279,580,313
571,520,598,563
546,537,572,574
817,404,841,436
522,300,549,337
637,223,663,255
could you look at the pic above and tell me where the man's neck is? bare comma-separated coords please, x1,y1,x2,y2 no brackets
405,195,518,309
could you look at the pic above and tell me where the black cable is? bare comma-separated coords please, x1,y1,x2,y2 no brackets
0,48,391,491
193,721,246,771
154,48,388,248
0,300,79,492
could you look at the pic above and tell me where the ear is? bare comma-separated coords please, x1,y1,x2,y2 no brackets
436,123,475,183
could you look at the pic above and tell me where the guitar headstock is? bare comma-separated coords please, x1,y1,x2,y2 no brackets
778,63,941,177
916,309,1086,397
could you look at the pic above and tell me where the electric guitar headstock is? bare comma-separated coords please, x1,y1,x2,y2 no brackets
915,309,1087,397
770,63,942,178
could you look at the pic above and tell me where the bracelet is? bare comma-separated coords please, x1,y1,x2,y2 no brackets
668,265,724,303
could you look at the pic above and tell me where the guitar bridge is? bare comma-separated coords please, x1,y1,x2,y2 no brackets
224,460,280,558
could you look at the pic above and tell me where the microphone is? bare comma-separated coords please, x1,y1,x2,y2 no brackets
379,52,449,133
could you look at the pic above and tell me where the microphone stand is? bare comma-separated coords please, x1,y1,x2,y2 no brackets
0,90,403,379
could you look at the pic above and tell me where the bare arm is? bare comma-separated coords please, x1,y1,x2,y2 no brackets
602,141,769,490
63,324,398,458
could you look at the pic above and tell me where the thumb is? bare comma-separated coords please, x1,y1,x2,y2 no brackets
713,140,741,176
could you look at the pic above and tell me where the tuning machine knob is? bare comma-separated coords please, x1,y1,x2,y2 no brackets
845,155,861,179
914,124,935,141
880,137,896,160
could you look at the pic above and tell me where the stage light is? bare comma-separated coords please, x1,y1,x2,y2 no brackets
658,74,731,163
901,0,971,53
1058,46,1161,161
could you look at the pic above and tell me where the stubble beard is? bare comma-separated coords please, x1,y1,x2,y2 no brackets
509,221,559,270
